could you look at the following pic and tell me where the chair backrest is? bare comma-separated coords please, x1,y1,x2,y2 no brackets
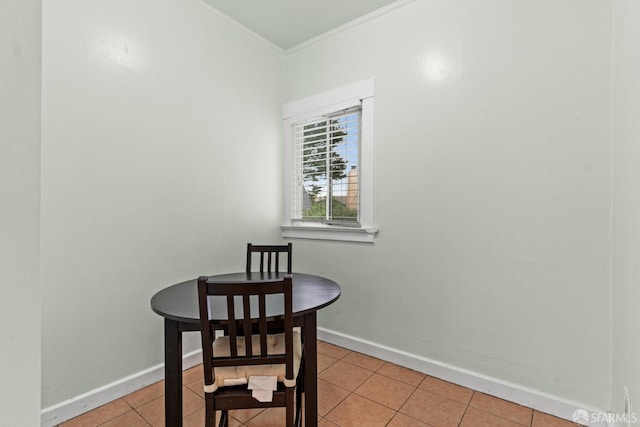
197,275,295,388
246,243,292,274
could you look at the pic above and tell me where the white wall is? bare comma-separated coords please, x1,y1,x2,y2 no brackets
612,0,640,417
41,0,284,408
285,0,613,409
0,0,42,425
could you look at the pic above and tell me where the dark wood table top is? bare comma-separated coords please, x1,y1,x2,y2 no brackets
151,272,341,324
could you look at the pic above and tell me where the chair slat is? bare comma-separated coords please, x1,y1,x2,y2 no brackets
259,294,267,357
242,295,252,357
226,295,237,358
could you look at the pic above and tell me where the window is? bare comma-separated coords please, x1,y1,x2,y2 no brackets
292,106,360,225
282,79,377,243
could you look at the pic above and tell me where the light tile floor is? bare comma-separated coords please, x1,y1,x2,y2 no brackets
59,341,580,426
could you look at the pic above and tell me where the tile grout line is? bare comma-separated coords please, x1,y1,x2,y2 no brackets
62,341,575,427
323,348,429,426
455,390,475,427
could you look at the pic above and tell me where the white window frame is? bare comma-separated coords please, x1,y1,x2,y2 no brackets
282,79,377,243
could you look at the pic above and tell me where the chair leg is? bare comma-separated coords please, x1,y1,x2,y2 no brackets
205,394,215,427
286,387,295,427
295,383,302,426
218,410,228,427
299,355,305,393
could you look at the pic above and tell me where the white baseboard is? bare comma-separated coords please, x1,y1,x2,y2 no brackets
317,327,613,427
40,350,202,427
41,330,615,427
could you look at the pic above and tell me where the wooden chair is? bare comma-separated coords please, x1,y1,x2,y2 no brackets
197,275,302,427
246,243,292,274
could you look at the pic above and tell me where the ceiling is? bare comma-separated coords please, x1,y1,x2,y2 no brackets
200,0,403,50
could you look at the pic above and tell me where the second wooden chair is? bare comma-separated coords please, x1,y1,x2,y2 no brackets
246,243,292,274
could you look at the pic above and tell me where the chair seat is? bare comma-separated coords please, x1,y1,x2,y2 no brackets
210,331,302,390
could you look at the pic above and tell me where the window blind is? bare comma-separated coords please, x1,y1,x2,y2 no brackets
291,106,361,224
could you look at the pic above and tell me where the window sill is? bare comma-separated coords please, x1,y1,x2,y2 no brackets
281,224,378,243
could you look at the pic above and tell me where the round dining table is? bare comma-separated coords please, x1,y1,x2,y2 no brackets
151,272,341,427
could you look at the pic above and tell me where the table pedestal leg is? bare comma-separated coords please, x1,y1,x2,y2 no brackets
304,312,318,427
165,318,183,427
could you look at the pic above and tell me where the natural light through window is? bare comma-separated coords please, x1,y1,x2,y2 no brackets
282,79,377,242
293,106,361,225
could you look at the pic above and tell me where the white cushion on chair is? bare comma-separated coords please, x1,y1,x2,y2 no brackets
210,330,302,389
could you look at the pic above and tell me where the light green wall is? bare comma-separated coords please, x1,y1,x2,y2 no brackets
40,0,284,407
36,0,640,417
612,0,640,417
285,0,613,409
0,0,42,425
